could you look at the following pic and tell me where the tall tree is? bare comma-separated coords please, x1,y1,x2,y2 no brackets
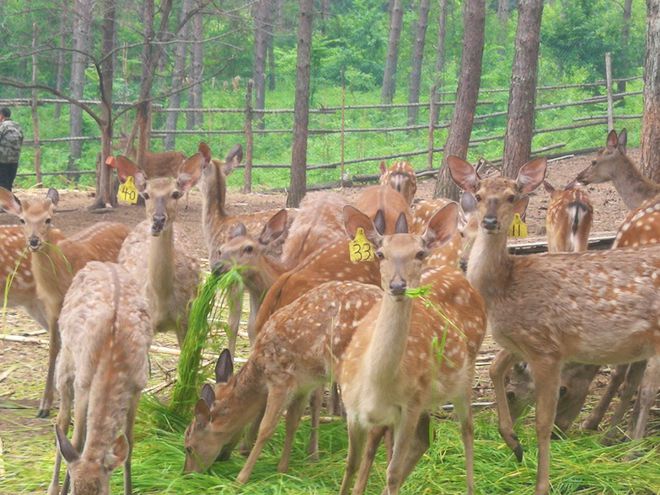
502,0,544,178
69,0,94,169
641,0,660,182
381,0,404,104
431,0,450,122
253,0,272,122
407,0,431,125
287,0,314,208
188,4,204,128
618,0,634,92
433,0,486,200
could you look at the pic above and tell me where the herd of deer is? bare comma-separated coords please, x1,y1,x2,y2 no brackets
0,128,657,495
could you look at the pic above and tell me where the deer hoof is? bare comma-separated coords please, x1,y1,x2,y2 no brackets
513,443,524,462
36,408,50,418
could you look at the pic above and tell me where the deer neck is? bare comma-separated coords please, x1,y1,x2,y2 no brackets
466,228,512,306
612,155,659,210
363,294,413,385
245,254,288,299
30,230,72,304
148,226,175,300
222,362,268,431
202,164,230,248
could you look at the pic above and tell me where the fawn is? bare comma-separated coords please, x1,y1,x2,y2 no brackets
337,203,486,495
575,129,660,210
448,155,659,495
0,187,131,418
379,160,417,204
49,261,151,495
543,181,593,253
116,132,186,180
183,280,383,482
114,155,200,346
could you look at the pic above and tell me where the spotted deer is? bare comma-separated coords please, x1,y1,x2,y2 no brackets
0,188,131,418
543,181,593,253
448,155,659,495
48,262,151,495
183,281,383,482
575,129,660,210
114,156,200,346
379,160,417,204
337,203,486,495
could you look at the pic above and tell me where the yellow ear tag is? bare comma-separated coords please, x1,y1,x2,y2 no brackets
349,228,376,263
508,213,528,238
117,176,139,205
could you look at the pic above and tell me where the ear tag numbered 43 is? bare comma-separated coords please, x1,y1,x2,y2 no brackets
349,228,376,263
508,213,528,238
117,176,139,205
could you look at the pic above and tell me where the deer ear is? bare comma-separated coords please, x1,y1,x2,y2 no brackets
259,209,288,245
513,196,530,219
447,156,479,193
198,142,212,163
394,212,408,234
542,180,555,194
179,153,204,185
516,158,547,194
194,399,211,427
55,425,80,464
176,170,199,194
215,349,233,383
0,187,22,216
46,188,60,207
422,202,458,249
618,128,627,153
225,144,243,166
104,435,129,471
134,172,147,193
606,129,618,149
229,222,247,240
379,161,387,176
200,383,215,408
343,205,383,248
460,192,477,214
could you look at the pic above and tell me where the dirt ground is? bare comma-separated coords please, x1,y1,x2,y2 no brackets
0,149,646,472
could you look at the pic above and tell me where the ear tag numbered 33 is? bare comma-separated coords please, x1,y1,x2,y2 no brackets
117,176,139,205
349,228,376,263
508,213,528,238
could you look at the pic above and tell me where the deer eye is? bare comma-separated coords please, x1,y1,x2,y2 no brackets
243,245,253,254
507,195,515,203
19,218,25,224
375,251,384,260
474,194,482,202
45,218,52,225
141,192,150,200
172,191,183,199
415,250,426,260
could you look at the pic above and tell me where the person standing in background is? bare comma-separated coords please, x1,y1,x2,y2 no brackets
0,107,24,191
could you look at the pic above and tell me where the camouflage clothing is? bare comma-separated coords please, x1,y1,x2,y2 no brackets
0,119,24,164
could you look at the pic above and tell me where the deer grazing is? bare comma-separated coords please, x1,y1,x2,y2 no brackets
337,203,486,495
183,280,382,482
379,160,417,204
448,155,659,495
114,156,200,346
0,187,131,418
575,129,660,210
48,261,151,495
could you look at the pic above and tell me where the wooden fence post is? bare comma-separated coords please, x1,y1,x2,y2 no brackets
605,52,614,131
243,79,254,193
428,84,437,170
340,80,346,186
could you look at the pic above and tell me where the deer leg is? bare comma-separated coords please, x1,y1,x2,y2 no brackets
338,417,367,495
351,426,387,495
123,393,140,495
226,285,243,356
277,393,307,473
307,388,322,460
602,361,646,444
397,414,431,486
236,387,290,484
60,393,89,495
48,377,73,495
240,405,264,456
329,382,344,417
627,357,658,441
38,317,60,418
528,356,561,495
490,349,523,460
454,386,475,495
247,291,261,346
382,404,423,495
582,364,628,431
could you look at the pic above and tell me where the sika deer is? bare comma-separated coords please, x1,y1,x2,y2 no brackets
379,160,417,204
116,133,186,180
448,155,660,495
115,156,200,346
183,280,382,482
0,188,131,418
575,129,660,209
543,181,593,253
337,203,486,495
48,261,151,495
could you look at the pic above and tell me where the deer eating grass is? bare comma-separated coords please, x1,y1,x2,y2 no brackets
337,203,486,495
448,155,660,495
48,262,151,495
575,129,660,210
0,187,131,418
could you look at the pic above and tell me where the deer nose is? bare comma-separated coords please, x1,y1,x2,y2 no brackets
482,216,498,230
28,236,40,249
211,261,231,276
389,280,407,296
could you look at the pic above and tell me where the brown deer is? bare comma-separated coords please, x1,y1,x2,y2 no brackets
543,181,593,253
447,155,659,495
48,261,151,495
114,156,200,346
0,188,131,418
575,129,660,210
337,203,486,495
116,133,186,180
379,160,417,204
183,280,383,482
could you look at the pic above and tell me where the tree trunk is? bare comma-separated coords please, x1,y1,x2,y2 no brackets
502,0,544,178
165,0,192,150
432,0,449,123
407,0,431,125
433,0,486,200
267,0,277,91
498,0,509,24
381,0,404,104
641,0,660,182
287,0,314,208
69,0,94,169
31,23,42,186
190,8,204,128
54,1,69,120
321,0,330,32
618,0,634,93
253,0,271,125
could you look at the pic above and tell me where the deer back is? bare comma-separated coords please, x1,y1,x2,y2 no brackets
379,160,417,204
353,185,412,234
613,195,660,249
545,183,593,253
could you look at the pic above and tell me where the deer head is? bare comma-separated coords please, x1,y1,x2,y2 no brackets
575,129,628,185
0,187,60,251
